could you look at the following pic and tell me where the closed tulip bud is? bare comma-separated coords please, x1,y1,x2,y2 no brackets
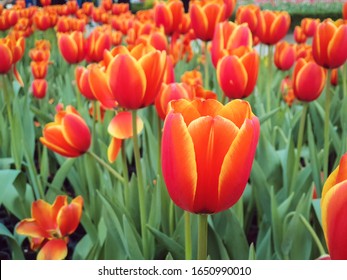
217,47,259,99
82,2,94,17
29,49,50,62
292,58,326,102
223,0,236,20
32,79,48,99
39,0,51,6
75,66,96,100
312,19,347,69
162,99,260,214
301,18,320,37
294,26,307,44
274,41,296,71
40,106,91,157
256,10,291,45
58,31,85,64
189,1,226,41
154,0,184,36
86,29,111,63
31,61,48,79
0,40,13,74
321,154,347,260
67,0,79,15
236,4,260,35
112,3,129,15
34,12,53,31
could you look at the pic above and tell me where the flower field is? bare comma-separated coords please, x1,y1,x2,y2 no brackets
0,0,347,260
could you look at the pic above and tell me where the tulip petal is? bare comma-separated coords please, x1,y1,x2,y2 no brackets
190,4,208,41
169,99,201,126
217,99,252,128
328,25,347,68
58,33,78,64
108,111,143,139
108,138,122,163
188,115,239,213
218,117,260,211
162,113,197,212
16,219,49,239
57,197,83,236
37,239,68,260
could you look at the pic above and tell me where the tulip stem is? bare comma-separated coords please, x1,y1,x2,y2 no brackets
132,110,149,259
343,64,347,98
87,151,124,184
197,214,208,260
266,45,273,113
121,141,130,208
185,211,192,260
323,69,332,181
157,115,162,176
298,214,326,256
290,102,308,195
92,101,97,152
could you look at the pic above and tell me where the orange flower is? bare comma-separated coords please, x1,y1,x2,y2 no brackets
161,99,259,214
294,26,307,44
112,3,129,15
75,65,96,100
312,19,347,69
256,10,291,45
155,82,195,120
321,153,347,260
301,18,320,37
82,2,94,17
86,29,111,63
292,58,326,102
29,48,50,62
280,76,295,107
274,41,296,71
58,31,85,64
0,39,13,74
67,0,79,15
89,44,167,110
31,61,48,79
153,0,184,35
211,21,252,67
40,105,91,157
40,0,51,6
16,195,83,260
330,68,338,87
32,79,48,99
33,11,55,31
189,0,226,41
217,47,259,99
235,4,260,35
107,111,144,162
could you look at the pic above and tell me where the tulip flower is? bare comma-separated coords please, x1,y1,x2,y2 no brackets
16,195,83,260
217,47,259,99
294,26,307,44
107,111,144,162
33,11,55,31
312,19,347,69
235,4,260,35
32,79,48,99
189,0,226,41
292,58,326,102
274,41,296,71
89,44,166,110
162,98,259,214
83,2,94,17
321,153,347,260
256,10,291,45
280,76,295,107
211,21,253,67
153,0,184,36
85,29,111,63
31,61,48,79
75,65,96,100
40,0,51,6
301,18,320,37
58,31,85,64
0,40,13,74
40,105,91,157
330,68,338,87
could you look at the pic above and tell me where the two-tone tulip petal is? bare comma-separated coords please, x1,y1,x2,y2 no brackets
294,26,307,44
40,106,91,157
162,99,259,214
321,154,347,260
75,65,96,100
301,18,320,37
58,31,85,64
274,41,296,71
86,29,111,63
154,0,184,35
32,79,48,99
292,58,326,102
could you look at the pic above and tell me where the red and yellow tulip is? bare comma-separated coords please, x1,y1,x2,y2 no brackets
85,28,111,63
161,99,259,214
301,18,320,37
294,26,307,44
40,106,91,157
16,195,83,260
32,79,48,99
321,154,347,260
58,31,85,64
274,41,296,71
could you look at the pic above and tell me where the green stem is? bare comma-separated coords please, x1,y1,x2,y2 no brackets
203,42,209,89
299,214,326,256
169,200,175,235
323,70,332,181
185,211,192,260
91,101,97,152
197,214,208,260
121,141,130,208
157,115,162,176
266,45,273,113
290,102,308,195
132,110,148,259
343,64,347,98
87,151,124,183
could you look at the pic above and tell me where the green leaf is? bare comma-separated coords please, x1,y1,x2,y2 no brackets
0,223,25,260
123,215,144,260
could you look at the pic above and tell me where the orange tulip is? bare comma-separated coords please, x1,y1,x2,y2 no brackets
107,111,144,162
40,105,91,157
292,58,326,102
223,0,236,20
211,21,252,67
89,44,167,110
31,61,48,79
58,31,85,64
75,65,96,100
29,48,50,62
154,0,184,35
280,76,295,107
189,0,226,41
256,10,291,45
274,41,296,71
155,82,195,120
236,4,260,35
67,0,79,15
32,79,48,99
112,3,129,15
85,29,111,63
294,26,307,44
82,2,94,17
217,47,259,99
312,19,347,69
33,11,55,31
40,0,51,6
330,68,338,87
0,40,13,74
16,195,83,260
162,99,259,214
321,153,347,260
301,18,320,37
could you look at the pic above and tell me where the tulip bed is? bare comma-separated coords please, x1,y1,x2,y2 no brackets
1,0,347,261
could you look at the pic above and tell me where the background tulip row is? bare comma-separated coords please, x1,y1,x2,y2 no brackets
0,0,347,260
